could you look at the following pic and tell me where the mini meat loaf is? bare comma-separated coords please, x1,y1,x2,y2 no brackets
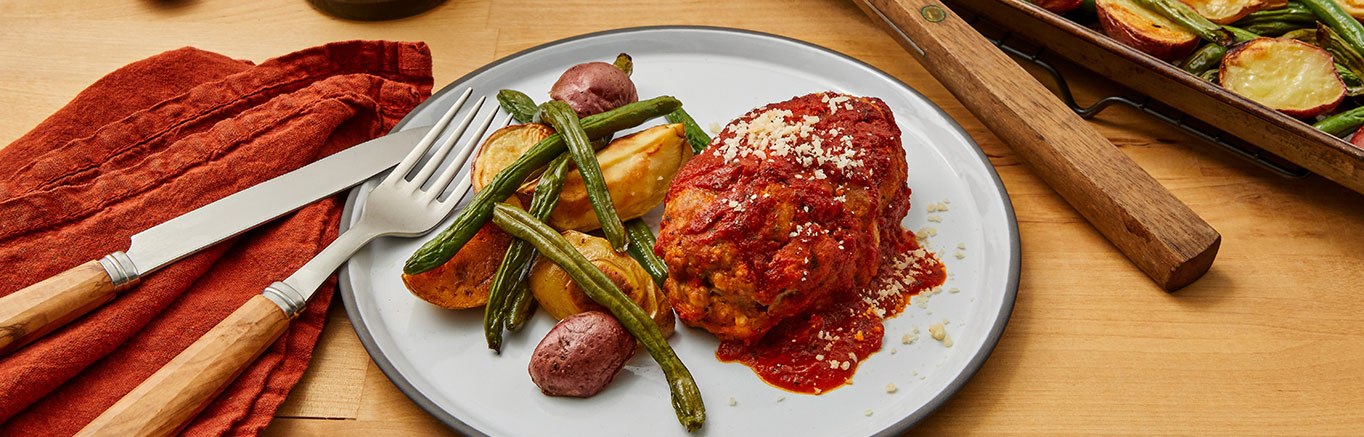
655,92,909,344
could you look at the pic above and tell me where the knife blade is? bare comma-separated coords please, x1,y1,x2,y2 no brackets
0,126,432,356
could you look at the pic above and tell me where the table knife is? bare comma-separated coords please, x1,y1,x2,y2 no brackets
854,0,1221,291
0,127,432,357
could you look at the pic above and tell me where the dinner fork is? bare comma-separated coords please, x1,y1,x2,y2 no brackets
77,88,498,437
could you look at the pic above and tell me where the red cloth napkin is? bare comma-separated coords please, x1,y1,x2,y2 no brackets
0,40,433,435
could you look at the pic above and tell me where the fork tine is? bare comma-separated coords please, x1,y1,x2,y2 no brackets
385,88,473,185
421,108,501,203
410,96,488,190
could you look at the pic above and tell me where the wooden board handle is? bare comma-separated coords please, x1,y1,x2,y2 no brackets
0,261,118,356
76,294,290,437
855,0,1221,291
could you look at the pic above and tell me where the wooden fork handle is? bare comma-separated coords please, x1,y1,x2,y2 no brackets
855,0,1221,290
0,261,121,356
76,294,290,437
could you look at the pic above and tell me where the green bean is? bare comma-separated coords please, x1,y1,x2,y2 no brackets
1236,2,1316,26
1182,44,1227,73
491,203,705,431
504,277,537,332
1243,20,1310,36
538,100,628,252
1199,68,1220,84
1319,24,1364,80
483,154,571,351
613,53,633,76
1313,106,1364,137
1302,0,1364,55
1180,27,1257,74
1224,25,1260,42
1281,27,1319,43
1134,0,1235,45
404,96,681,275
497,89,539,124
664,107,711,154
1337,64,1364,96
624,219,668,288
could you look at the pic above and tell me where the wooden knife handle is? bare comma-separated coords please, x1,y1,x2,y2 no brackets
855,0,1220,291
0,261,119,356
76,294,290,437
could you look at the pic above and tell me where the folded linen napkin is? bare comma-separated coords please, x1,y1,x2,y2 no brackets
0,40,433,436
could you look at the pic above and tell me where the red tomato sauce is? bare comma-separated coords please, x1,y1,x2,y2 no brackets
715,233,945,394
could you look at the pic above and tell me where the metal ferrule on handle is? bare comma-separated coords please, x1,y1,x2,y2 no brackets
98,251,140,292
262,282,307,318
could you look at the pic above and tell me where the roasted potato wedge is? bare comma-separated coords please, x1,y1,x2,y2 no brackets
516,123,691,231
1221,38,1345,118
528,230,674,336
471,123,555,193
1176,0,1267,24
401,222,513,309
1098,0,1200,61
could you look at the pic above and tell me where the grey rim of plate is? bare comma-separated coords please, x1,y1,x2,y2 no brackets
338,25,1020,437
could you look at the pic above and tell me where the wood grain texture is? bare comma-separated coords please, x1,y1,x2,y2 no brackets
0,0,1361,435
0,261,116,356
76,295,290,437
856,0,1221,290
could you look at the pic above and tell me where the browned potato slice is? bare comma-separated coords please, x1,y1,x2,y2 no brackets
1098,0,1200,61
1176,0,1267,24
1221,38,1345,118
516,123,691,231
528,230,674,336
471,123,555,193
401,222,511,309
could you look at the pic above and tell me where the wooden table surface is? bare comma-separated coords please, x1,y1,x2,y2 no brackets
3,0,1362,435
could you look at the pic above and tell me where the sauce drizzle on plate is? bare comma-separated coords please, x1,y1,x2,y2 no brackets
716,234,945,394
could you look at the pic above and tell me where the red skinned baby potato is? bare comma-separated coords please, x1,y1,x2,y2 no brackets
1031,0,1083,13
1097,0,1199,61
528,311,637,398
1220,38,1345,118
550,61,638,117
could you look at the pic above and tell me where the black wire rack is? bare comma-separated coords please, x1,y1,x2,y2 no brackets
953,7,1311,178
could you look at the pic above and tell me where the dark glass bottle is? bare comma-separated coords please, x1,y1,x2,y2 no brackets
308,0,447,21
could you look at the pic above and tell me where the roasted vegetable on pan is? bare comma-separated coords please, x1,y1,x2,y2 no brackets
1055,0,1364,144
1220,38,1346,117
1097,0,1202,60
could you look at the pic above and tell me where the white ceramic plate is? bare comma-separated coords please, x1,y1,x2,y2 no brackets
339,26,1018,437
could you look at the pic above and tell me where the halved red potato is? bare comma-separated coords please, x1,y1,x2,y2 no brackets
1032,0,1084,13
1333,0,1364,21
1176,0,1268,24
1097,0,1200,61
1350,124,1364,149
1220,38,1346,118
